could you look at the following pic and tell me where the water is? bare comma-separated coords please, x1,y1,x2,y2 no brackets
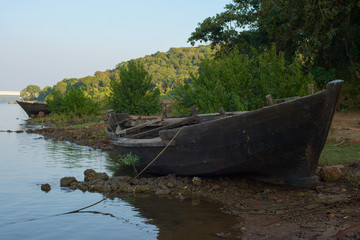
0,103,237,240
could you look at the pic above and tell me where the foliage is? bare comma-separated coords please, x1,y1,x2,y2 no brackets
20,85,41,101
32,112,104,128
188,0,360,110
116,46,215,95
173,45,313,114
107,60,161,115
310,67,336,89
118,153,140,167
110,152,140,176
37,86,54,102
337,80,360,112
46,88,100,116
33,46,214,102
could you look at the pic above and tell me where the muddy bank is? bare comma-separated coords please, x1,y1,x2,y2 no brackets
27,114,360,239
26,122,113,151
57,168,360,239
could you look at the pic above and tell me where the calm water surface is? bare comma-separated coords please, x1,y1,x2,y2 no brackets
0,103,237,240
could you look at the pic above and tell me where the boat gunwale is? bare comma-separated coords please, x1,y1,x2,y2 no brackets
109,87,332,147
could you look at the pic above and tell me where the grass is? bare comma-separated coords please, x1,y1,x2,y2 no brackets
109,153,140,176
31,112,106,128
319,142,360,166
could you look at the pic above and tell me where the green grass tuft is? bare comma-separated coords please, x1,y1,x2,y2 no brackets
319,143,360,166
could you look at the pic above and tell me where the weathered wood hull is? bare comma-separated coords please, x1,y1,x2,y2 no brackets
17,101,51,117
108,80,343,187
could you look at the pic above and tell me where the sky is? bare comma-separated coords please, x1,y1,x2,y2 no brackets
0,0,231,91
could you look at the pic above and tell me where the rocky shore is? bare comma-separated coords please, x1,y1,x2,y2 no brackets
55,167,360,239
28,113,360,239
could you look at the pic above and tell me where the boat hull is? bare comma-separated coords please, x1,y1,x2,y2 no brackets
109,80,343,187
17,101,51,117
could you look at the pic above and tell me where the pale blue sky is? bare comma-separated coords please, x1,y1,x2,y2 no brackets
0,0,230,91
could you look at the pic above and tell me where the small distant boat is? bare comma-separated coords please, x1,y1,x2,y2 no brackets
16,100,51,117
106,80,344,187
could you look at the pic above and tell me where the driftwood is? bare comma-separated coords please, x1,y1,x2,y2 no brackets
116,118,162,136
127,115,198,139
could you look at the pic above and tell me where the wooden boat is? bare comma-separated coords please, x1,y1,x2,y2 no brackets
16,100,51,117
106,80,344,187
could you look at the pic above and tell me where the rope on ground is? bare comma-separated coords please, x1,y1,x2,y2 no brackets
8,125,186,225
61,125,185,214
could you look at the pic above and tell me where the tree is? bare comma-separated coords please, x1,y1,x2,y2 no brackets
108,60,161,115
20,85,41,101
188,0,360,110
46,88,100,115
189,0,359,74
173,45,313,114
37,86,54,102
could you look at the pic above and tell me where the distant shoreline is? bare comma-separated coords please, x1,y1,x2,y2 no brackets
0,95,20,103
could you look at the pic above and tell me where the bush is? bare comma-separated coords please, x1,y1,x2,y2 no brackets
338,79,360,111
107,60,161,115
173,45,314,114
46,88,100,116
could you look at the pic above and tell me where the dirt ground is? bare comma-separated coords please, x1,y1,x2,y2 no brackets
327,112,360,144
27,112,360,239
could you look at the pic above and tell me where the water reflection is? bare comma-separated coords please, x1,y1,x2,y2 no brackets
0,103,239,240
109,193,239,240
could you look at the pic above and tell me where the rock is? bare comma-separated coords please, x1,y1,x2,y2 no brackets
78,183,89,191
37,111,45,118
155,189,171,195
69,182,78,190
60,177,78,187
192,177,202,186
167,181,175,188
320,166,343,182
111,181,133,193
84,169,109,182
41,183,51,192
133,185,153,193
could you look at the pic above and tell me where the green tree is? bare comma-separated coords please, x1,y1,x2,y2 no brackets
46,88,100,115
108,60,161,115
189,0,359,72
173,45,313,114
20,85,41,101
37,86,54,102
188,0,360,110
53,81,67,94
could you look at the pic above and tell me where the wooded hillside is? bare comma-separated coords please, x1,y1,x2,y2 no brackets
24,46,214,102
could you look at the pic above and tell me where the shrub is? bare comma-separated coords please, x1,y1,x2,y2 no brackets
46,88,100,116
173,45,314,114
111,152,140,176
107,60,161,115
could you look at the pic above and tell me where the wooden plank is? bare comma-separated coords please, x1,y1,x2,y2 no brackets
266,94,276,106
116,118,162,136
308,83,315,95
127,115,198,139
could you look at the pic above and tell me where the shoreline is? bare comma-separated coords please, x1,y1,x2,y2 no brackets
26,114,360,239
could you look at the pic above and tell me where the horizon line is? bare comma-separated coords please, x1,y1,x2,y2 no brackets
0,91,20,95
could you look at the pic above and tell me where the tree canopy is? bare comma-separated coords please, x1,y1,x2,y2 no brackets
107,60,161,115
20,85,41,101
173,45,313,113
29,46,214,103
188,0,360,109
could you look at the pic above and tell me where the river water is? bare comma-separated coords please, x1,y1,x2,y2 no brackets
0,103,237,240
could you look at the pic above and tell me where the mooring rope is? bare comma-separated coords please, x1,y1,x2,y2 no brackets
128,126,184,183
59,126,184,214
7,126,185,225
